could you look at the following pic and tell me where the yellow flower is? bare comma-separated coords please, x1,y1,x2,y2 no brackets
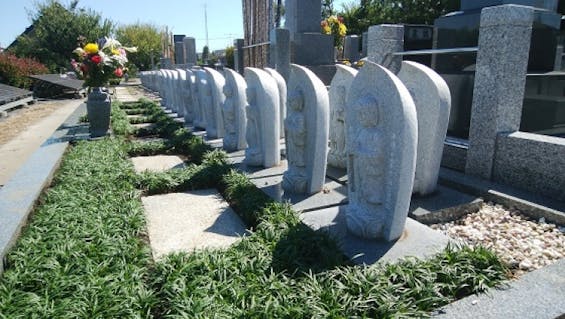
111,48,120,56
339,23,347,37
328,15,338,24
323,25,331,34
84,43,99,54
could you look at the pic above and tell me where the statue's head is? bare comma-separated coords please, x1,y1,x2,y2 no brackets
356,95,379,128
288,89,304,111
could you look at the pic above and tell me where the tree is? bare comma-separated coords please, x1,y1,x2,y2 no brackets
322,0,335,19
338,0,460,35
9,0,113,72
115,23,162,71
225,46,235,69
202,45,210,63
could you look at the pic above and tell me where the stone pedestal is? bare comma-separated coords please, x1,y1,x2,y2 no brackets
465,5,534,179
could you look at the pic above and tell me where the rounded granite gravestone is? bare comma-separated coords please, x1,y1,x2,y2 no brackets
183,69,195,124
244,67,281,168
222,68,248,152
345,60,418,242
169,70,180,113
194,69,209,130
159,69,169,107
282,64,329,195
264,67,287,139
328,64,358,169
165,69,176,111
398,61,451,196
204,67,226,139
191,68,204,129
175,69,187,118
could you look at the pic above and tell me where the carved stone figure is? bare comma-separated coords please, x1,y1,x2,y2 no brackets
244,67,280,168
175,69,187,117
194,69,209,129
204,67,226,138
222,68,247,152
345,61,417,242
282,64,329,195
328,64,358,169
191,69,203,129
183,69,195,124
265,67,287,138
398,61,451,196
282,89,307,193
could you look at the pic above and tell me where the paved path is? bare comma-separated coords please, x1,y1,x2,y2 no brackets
0,98,84,186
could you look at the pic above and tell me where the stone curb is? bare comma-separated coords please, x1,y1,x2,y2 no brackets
439,167,565,225
0,103,87,275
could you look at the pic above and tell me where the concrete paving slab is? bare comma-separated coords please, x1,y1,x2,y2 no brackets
409,185,483,224
300,205,450,265
326,165,347,184
252,174,348,213
433,259,565,319
131,155,185,173
132,123,157,131
142,189,247,259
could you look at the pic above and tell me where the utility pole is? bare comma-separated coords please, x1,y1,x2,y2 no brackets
204,3,209,48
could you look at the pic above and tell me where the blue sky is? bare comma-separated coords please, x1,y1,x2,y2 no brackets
0,0,354,52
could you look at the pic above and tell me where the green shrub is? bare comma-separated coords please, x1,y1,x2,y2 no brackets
0,53,48,89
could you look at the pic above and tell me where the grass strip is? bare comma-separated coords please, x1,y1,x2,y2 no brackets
0,138,156,318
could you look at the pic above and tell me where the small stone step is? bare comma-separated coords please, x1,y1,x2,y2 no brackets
131,155,185,173
142,189,247,259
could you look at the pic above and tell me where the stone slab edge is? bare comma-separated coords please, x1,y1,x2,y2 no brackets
438,167,565,225
433,258,565,319
0,102,85,275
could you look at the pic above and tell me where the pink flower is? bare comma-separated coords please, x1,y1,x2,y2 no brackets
114,68,123,77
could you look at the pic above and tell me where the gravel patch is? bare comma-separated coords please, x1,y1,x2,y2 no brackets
432,203,565,276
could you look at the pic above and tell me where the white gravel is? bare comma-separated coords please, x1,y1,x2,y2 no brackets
431,203,565,275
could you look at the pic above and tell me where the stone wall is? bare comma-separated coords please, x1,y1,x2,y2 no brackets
493,132,565,201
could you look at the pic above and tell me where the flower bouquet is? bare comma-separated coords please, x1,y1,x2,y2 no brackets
72,37,136,137
72,36,136,88
321,15,347,60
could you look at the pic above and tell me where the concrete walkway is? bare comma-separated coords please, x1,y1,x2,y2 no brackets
0,98,84,186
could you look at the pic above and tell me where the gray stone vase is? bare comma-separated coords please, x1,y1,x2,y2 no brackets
86,87,111,137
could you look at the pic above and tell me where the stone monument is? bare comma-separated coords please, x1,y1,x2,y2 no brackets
284,0,335,84
328,64,358,169
265,67,287,138
204,67,226,139
345,60,417,242
367,24,404,74
222,68,248,151
183,69,195,123
244,67,281,168
282,64,330,195
398,61,451,196
175,69,187,118
194,69,209,129
183,37,197,65
190,68,203,128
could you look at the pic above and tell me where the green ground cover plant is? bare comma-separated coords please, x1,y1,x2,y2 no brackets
0,98,510,318
0,138,156,318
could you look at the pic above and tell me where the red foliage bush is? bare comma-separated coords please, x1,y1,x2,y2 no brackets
0,53,48,89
